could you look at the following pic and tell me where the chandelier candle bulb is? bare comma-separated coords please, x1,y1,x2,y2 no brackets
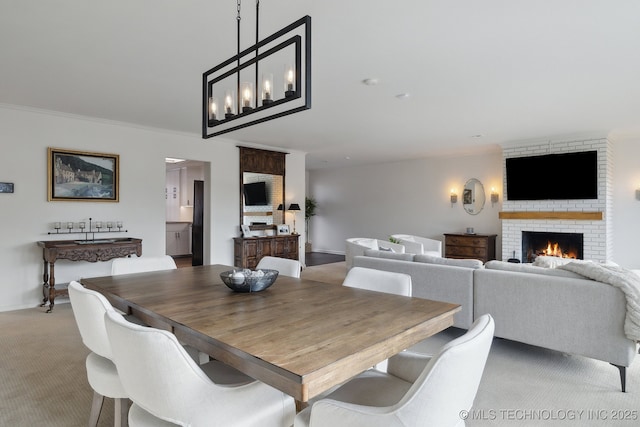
224,91,235,118
54,222,61,230
241,82,253,112
262,74,274,105
208,97,218,122
284,65,295,97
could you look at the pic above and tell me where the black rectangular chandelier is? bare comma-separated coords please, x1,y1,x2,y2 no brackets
202,2,311,139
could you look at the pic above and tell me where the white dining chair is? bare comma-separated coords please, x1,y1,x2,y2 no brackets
295,314,495,427
390,234,443,257
68,280,130,427
256,256,301,278
342,267,412,371
342,266,412,297
104,310,296,427
111,255,177,275
110,255,208,364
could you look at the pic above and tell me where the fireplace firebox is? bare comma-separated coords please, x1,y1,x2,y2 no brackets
521,231,584,263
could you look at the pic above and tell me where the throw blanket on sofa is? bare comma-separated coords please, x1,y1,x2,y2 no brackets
559,262,640,341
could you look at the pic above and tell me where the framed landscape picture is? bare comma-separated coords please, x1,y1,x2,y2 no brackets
47,147,119,202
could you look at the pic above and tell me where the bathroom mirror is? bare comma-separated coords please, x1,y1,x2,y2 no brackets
239,147,287,232
462,178,485,215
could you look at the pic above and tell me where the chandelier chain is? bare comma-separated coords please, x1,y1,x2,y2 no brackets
237,0,241,21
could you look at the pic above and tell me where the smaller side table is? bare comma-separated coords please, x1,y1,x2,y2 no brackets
36,238,142,313
444,233,497,263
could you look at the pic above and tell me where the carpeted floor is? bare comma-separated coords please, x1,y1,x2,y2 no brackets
1,261,638,426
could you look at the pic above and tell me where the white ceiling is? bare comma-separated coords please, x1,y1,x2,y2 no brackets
2,1,640,169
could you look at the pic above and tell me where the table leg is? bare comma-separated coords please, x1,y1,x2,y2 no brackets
46,263,56,313
295,400,308,413
40,260,49,308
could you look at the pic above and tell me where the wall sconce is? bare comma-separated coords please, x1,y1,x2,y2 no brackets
450,189,457,206
491,187,499,206
636,188,640,201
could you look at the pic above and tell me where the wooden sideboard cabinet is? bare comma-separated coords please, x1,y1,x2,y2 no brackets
234,235,299,269
444,233,497,263
37,238,143,312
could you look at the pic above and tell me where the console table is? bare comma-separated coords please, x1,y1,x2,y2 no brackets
444,233,496,263
36,238,142,312
234,235,299,269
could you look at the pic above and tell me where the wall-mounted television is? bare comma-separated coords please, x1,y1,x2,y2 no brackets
505,150,598,200
243,181,269,206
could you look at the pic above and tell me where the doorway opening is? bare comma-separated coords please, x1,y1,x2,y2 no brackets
165,159,209,266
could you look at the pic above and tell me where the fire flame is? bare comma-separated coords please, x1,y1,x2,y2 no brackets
540,241,576,259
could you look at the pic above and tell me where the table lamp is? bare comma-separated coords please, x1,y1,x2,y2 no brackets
288,203,301,234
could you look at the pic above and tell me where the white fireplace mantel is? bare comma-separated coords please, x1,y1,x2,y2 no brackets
498,211,603,221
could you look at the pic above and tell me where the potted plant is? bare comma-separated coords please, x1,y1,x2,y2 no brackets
305,196,317,253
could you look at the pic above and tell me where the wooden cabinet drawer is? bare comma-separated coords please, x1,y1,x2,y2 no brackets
443,233,497,263
446,235,488,248
446,246,487,258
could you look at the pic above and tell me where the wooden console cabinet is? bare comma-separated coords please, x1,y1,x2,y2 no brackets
37,238,142,312
444,233,496,263
234,235,299,269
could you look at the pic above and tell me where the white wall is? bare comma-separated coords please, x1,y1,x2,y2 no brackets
612,139,640,267
0,105,306,311
308,141,640,270
308,152,504,255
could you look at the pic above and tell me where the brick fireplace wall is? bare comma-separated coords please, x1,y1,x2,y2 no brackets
500,138,612,263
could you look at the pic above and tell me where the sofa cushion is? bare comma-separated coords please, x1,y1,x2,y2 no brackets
484,260,585,279
364,249,415,262
377,245,395,252
532,255,579,268
414,255,483,269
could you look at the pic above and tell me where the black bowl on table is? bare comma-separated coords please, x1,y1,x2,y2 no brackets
220,269,279,292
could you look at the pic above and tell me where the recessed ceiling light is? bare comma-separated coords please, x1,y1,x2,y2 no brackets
165,158,186,163
362,78,379,86
395,93,410,100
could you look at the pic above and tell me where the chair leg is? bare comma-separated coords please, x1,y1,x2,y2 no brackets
88,391,104,427
610,363,627,392
114,397,129,427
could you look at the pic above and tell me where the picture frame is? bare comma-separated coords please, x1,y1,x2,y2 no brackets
47,147,119,202
0,182,14,193
241,224,252,237
276,224,290,235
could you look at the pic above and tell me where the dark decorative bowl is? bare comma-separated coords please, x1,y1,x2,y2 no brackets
220,269,279,292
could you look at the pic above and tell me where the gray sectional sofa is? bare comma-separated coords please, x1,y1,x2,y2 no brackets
352,252,638,391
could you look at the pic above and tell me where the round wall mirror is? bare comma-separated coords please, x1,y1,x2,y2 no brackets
462,178,485,215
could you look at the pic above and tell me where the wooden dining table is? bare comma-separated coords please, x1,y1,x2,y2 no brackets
80,264,460,407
